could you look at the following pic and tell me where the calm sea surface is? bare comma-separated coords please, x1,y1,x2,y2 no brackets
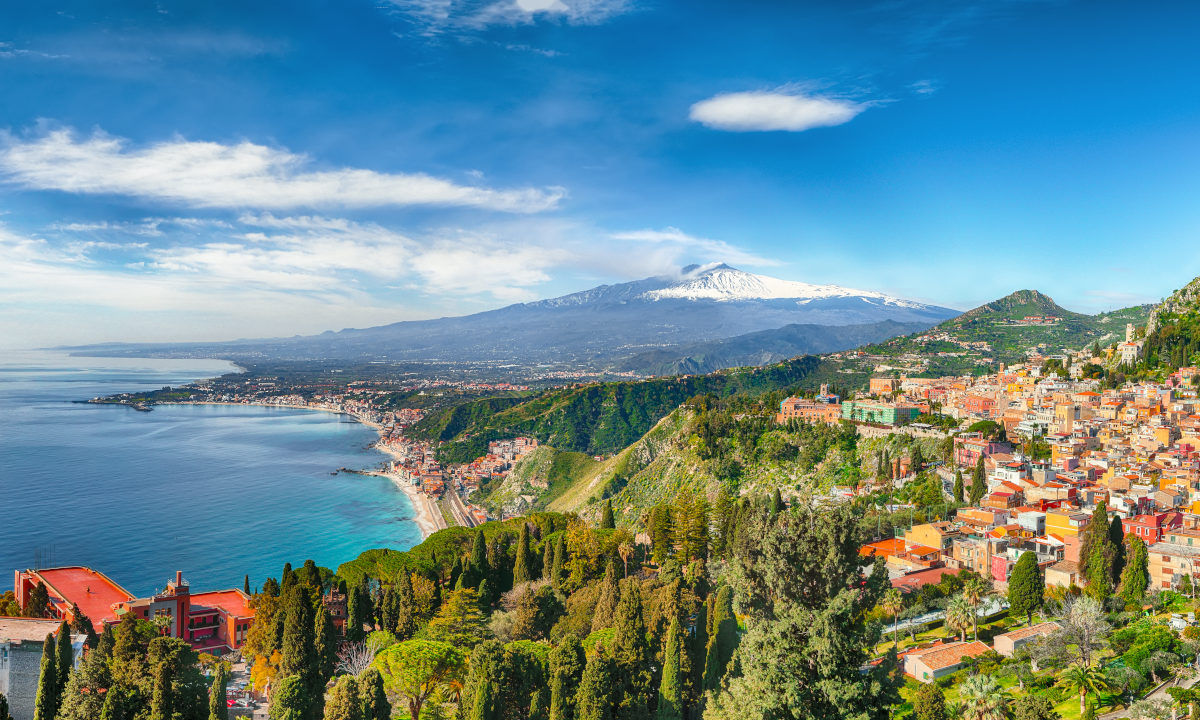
0,351,422,597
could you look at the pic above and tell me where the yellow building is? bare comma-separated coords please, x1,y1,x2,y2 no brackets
1045,509,1089,538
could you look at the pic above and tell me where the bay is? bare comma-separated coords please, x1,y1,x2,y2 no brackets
0,351,421,597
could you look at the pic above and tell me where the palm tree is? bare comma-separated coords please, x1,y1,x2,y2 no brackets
617,542,633,578
962,577,989,641
1058,662,1110,716
959,673,1008,720
946,595,973,642
882,588,903,648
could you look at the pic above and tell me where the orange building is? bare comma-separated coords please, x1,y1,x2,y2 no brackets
777,397,842,424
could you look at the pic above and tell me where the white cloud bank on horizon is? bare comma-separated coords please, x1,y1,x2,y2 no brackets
610,227,781,268
0,128,564,212
689,89,866,132
388,0,631,33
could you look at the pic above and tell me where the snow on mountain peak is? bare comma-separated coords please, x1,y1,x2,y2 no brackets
641,264,920,306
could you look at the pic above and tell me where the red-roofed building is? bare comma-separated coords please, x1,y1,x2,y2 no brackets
15,568,255,655
891,567,958,593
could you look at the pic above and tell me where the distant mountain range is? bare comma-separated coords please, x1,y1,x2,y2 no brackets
65,263,959,372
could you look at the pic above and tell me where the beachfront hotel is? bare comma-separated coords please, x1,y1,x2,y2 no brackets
12,566,254,655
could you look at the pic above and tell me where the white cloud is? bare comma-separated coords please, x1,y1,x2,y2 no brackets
0,128,564,213
609,227,781,268
689,89,866,132
387,0,631,34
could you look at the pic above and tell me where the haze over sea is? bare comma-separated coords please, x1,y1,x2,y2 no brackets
0,351,422,597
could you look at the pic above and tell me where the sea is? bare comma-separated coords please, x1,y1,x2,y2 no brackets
0,350,423,597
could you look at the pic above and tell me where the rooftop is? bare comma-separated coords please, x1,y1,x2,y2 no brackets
0,616,69,644
911,640,991,671
33,566,135,625
189,589,253,618
995,621,1060,642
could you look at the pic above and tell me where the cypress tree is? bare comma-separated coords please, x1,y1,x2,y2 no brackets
209,664,228,720
149,659,173,720
600,500,615,530
394,573,417,640
323,675,361,720
552,535,566,589
0,693,11,720
470,532,489,577
530,688,549,720
953,470,965,503
703,586,737,692
656,617,684,720
1120,536,1150,606
244,575,251,595
346,581,365,642
55,621,73,693
549,635,586,720
514,523,534,585
575,653,617,720
314,606,337,685
543,538,555,581
279,587,317,718
98,686,129,720
1108,515,1127,585
68,604,99,648
769,489,784,517
1080,503,1115,600
969,456,987,505
591,560,620,632
1007,551,1044,624
281,563,296,591
24,584,50,618
32,634,57,720
357,668,390,720
910,444,924,473
612,583,653,720
468,675,497,720
689,600,708,694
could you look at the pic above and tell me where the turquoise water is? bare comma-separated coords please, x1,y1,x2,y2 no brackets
0,351,422,597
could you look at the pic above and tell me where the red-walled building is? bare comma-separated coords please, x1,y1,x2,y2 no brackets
14,568,254,655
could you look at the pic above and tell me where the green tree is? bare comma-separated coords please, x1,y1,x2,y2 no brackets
68,604,99,648
600,500,616,530
1108,515,1127,584
270,676,307,720
969,456,987,505
912,682,948,720
1011,695,1061,720
468,675,497,720
1008,551,1044,624
279,587,318,719
1119,536,1150,606
881,588,903,647
702,586,737,692
209,663,228,720
704,504,902,720
591,560,620,633
324,675,361,720
959,674,1007,720
1079,504,1115,601
769,489,784,516
1058,663,1109,716
514,523,535,585
575,653,617,720
346,581,366,642
953,470,965,503
23,584,50,618
656,617,684,720
357,669,390,720
372,639,466,720
0,693,12,720
612,583,653,720
55,621,73,694
314,606,338,685
423,588,487,647
552,535,567,589
549,635,586,720
32,635,57,720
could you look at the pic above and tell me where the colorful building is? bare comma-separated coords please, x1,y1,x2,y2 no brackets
841,401,920,426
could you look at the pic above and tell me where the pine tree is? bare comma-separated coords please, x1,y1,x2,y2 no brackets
300,559,321,589
591,560,621,632
55,621,73,693
612,583,653,720
281,563,296,591
68,604,99,648
514,523,535,585
24,584,50,618
953,470,965,503
1119,536,1150,606
969,456,987,505
149,658,173,720
98,685,129,720
703,586,737,692
575,653,617,720
394,573,418,640
357,669,391,720
33,634,57,720
650,505,673,565
314,606,338,685
600,500,616,530
1007,551,1044,624
209,663,228,720
549,635,586,720
656,616,684,720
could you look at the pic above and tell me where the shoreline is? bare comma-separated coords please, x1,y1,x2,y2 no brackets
152,400,445,540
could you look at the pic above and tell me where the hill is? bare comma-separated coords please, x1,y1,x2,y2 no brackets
1129,275,1200,375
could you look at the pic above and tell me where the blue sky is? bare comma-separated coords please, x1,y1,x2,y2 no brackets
2,0,1199,347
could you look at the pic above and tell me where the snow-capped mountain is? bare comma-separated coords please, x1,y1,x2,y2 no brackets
640,263,922,306
70,264,959,372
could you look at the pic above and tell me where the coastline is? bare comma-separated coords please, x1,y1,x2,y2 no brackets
153,400,446,540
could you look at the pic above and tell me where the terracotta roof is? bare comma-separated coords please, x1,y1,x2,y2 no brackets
995,621,1059,642
912,641,991,671
189,590,253,619
32,566,135,625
